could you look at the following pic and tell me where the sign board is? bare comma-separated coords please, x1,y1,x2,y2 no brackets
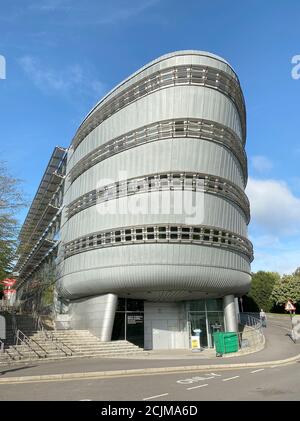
127,315,143,325
1,278,16,286
285,301,296,311
191,335,200,350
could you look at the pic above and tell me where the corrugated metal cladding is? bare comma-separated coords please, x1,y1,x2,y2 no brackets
57,50,253,302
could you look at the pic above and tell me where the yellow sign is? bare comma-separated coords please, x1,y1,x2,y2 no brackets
191,336,200,349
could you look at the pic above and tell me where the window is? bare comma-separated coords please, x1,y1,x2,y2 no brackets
181,233,190,240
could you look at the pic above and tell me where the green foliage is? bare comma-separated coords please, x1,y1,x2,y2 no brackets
41,284,55,306
271,274,300,306
245,271,280,312
0,161,26,280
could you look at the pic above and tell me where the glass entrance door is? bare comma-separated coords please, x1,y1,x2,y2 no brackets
206,311,224,347
189,312,208,348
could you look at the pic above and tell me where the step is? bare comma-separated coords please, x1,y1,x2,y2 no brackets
38,343,138,349
76,350,143,356
70,347,142,353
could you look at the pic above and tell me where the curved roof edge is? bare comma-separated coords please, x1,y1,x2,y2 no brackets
73,50,238,139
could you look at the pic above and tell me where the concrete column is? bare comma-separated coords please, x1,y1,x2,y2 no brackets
234,297,240,316
223,294,238,332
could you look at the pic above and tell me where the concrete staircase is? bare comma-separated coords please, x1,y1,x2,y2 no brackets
0,313,144,363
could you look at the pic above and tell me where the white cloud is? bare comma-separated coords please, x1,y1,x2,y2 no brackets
19,56,105,101
247,177,300,236
251,247,300,275
97,0,160,24
249,234,280,248
27,0,160,24
250,155,273,173
29,0,71,12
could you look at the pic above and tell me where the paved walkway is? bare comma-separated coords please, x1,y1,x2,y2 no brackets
0,315,299,379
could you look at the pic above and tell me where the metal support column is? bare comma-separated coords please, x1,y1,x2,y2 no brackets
223,294,238,332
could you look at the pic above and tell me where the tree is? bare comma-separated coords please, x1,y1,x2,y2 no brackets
271,274,300,307
0,161,26,280
293,267,300,277
243,271,280,312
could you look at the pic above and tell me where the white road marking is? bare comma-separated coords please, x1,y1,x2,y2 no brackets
251,369,265,374
271,365,279,368
79,399,92,401
143,393,169,401
222,376,239,382
187,383,209,391
177,373,221,384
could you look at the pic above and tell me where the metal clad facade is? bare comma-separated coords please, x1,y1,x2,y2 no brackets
57,50,252,302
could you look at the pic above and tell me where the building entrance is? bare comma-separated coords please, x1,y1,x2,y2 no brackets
187,299,224,348
111,298,144,348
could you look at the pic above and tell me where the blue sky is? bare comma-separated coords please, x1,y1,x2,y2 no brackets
1,0,300,274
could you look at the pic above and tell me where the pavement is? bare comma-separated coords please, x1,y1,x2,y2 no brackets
0,314,299,383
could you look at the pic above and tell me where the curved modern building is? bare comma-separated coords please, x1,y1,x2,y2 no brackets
16,50,253,350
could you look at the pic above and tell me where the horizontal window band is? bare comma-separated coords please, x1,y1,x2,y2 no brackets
64,224,253,262
69,118,247,184
72,64,246,151
66,171,250,223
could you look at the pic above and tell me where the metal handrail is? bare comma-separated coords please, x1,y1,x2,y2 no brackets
8,345,23,360
36,314,73,356
11,314,18,343
43,330,73,356
16,329,48,358
238,312,262,329
237,312,264,349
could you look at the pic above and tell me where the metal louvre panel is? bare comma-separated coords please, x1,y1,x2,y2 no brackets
61,243,251,277
57,244,250,300
63,224,253,262
66,171,250,224
77,51,239,132
65,139,245,206
71,64,246,150
69,118,247,185
68,86,243,172
63,193,248,242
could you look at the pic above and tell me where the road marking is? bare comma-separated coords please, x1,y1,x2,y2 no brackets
251,369,264,374
79,399,92,401
177,373,221,384
222,376,239,382
187,384,209,390
271,365,279,368
143,393,169,401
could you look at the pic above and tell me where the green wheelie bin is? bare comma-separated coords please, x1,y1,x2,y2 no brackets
213,332,239,356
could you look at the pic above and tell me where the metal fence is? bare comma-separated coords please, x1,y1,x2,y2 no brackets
237,312,264,350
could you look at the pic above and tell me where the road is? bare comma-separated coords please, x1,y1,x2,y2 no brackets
0,360,299,401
